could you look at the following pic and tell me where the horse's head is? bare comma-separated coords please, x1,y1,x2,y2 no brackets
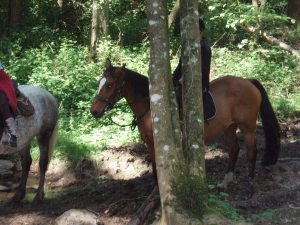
90,59,126,118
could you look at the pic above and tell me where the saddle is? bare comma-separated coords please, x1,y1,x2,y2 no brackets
16,93,35,117
0,84,35,146
12,80,35,117
203,91,216,122
175,85,216,122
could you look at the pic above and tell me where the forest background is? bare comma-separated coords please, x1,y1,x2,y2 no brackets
0,0,299,165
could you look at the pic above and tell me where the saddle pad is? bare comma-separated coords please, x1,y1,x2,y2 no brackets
16,94,35,117
203,91,216,121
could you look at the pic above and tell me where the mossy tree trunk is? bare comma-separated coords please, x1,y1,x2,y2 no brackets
146,0,207,224
180,0,208,190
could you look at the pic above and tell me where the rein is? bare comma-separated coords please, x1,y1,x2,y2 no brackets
107,102,150,131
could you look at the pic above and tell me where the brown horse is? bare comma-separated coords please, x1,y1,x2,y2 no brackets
90,59,280,189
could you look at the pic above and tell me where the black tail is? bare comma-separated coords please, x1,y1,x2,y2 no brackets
250,79,281,166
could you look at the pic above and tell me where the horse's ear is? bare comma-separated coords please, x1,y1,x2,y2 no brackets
104,58,112,69
114,64,126,77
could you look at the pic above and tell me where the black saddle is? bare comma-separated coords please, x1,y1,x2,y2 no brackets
203,91,216,121
174,86,216,122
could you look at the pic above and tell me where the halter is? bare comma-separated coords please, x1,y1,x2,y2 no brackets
94,80,125,110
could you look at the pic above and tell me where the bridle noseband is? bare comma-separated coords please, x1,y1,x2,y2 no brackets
94,80,125,111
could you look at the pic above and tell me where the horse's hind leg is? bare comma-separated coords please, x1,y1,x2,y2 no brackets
33,132,53,204
222,123,239,189
240,126,258,197
12,145,32,202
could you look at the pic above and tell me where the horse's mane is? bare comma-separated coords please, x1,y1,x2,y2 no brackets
124,68,149,98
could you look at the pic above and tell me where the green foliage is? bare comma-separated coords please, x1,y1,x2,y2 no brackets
248,209,273,222
207,185,244,221
109,0,147,45
208,193,244,221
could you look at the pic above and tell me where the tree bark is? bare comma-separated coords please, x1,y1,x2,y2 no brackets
180,0,208,200
287,0,300,21
146,0,208,223
146,0,186,224
57,0,63,8
168,0,180,28
241,24,300,58
99,0,109,37
8,0,23,33
89,0,99,63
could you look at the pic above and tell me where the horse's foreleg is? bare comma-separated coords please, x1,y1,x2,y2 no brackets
12,145,32,203
33,134,51,204
222,124,239,189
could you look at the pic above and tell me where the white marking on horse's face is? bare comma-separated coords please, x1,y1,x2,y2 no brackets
97,77,107,94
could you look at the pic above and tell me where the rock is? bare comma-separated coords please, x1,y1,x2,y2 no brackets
55,209,103,225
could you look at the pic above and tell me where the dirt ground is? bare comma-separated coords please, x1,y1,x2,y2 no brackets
0,118,299,225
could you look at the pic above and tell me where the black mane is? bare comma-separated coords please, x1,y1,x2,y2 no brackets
124,68,149,98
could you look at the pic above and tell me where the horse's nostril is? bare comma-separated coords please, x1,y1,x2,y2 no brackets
91,110,97,116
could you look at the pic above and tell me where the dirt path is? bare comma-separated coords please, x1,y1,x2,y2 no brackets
0,119,299,225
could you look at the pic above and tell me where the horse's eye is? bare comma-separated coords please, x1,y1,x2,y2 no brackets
107,84,112,89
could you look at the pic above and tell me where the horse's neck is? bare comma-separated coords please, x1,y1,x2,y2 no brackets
123,77,150,118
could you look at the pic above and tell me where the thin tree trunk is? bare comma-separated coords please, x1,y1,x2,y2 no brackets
89,0,99,63
241,24,300,58
168,0,180,28
287,0,300,21
146,0,191,223
180,0,208,199
99,0,109,37
8,0,23,33
57,0,63,7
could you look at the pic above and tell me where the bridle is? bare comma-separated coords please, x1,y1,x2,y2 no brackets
93,73,150,130
94,79,125,111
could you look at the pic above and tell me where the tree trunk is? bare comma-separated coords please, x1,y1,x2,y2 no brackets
146,0,184,223
89,0,99,63
57,0,63,8
8,0,23,33
146,0,207,224
99,0,109,37
168,0,180,28
287,0,300,21
180,0,208,203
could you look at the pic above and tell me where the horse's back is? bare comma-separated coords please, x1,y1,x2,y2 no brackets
19,85,58,114
210,75,261,106
205,76,262,141
17,85,58,142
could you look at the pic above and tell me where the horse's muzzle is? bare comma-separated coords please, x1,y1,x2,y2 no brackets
90,109,105,119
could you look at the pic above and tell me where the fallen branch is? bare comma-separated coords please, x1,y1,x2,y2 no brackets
127,186,160,225
241,24,300,59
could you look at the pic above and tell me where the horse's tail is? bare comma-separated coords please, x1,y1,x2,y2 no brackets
48,123,58,161
250,79,281,166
